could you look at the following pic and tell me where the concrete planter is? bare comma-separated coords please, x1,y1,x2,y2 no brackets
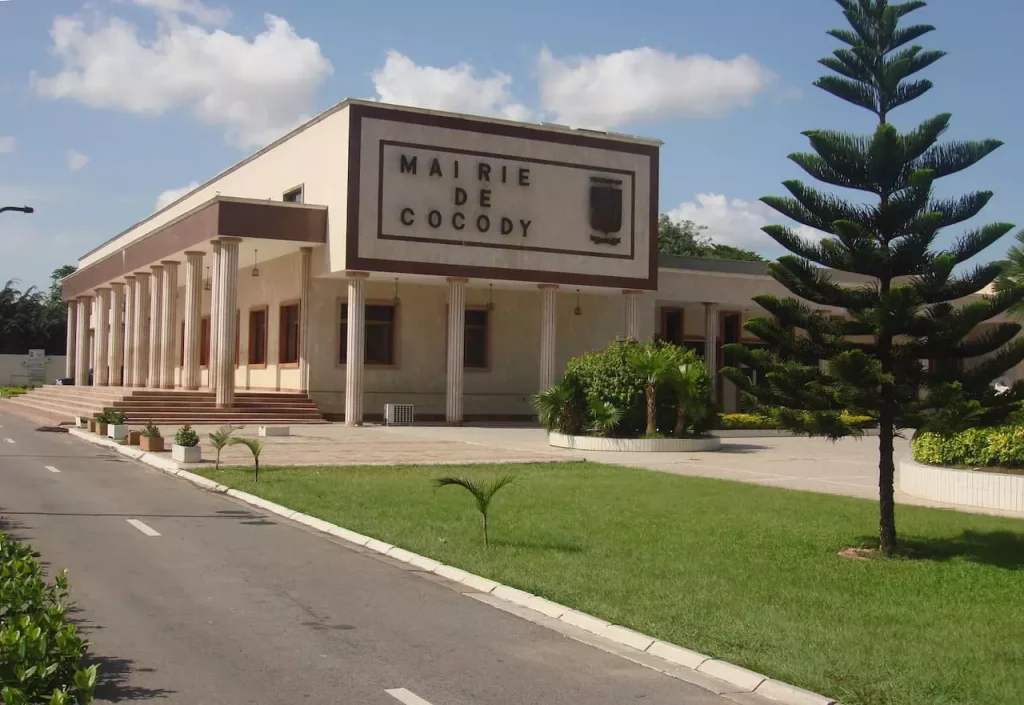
127,430,142,446
75,416,88,429
548,432,721,452
108,424,129,442
258,426,290,437
172,444,201,463
139,435,164,453
899,459,1024,513
95,422,108,436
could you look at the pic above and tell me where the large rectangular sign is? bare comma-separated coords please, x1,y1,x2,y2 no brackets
347,104,658,290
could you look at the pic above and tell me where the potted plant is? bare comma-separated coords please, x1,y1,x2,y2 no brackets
94,410,111,436
139,421,164,453
107,411,128,442
75,415,89,429
172,424,201,463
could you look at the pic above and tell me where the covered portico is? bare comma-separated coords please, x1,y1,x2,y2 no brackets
60,196,326,408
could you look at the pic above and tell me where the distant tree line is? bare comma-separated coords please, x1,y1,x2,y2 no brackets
0,265,77,354
657,214,764,262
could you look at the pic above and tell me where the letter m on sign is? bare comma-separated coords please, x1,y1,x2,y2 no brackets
589,177,623,235
400,154,417,175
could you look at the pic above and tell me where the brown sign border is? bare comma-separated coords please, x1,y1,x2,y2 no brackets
346,103,659,290
375,139,636,261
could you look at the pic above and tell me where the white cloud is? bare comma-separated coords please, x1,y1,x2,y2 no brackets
67,150,89,171
155,181,200,211
666,193,821,252
371,51,532,122
537,47,775,129
122,0,231,26
0,136,15,154
33,10,333,148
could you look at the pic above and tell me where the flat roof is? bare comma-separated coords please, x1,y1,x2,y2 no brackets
77,99,663,262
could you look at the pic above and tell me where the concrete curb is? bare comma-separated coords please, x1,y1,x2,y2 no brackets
70,427,837,705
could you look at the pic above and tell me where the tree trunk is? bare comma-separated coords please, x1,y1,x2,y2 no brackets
482,513,489,547
673,405,687,438
646,384,657,436
877,415,897,555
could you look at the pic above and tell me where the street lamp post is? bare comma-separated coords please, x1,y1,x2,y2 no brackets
0,206,34,215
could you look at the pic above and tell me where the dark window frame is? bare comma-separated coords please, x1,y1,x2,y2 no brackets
248,306,269,367
339,300,398,367
279,302,301,366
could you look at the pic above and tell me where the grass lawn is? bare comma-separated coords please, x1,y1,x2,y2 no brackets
198,461,1024,705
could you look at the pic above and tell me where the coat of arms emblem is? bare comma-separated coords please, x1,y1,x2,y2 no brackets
589,176,623,245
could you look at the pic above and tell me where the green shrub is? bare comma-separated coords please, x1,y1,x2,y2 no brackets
539,339,714,438
107,411,126,426
717,412,877,431
0,532,96,704
173,424,200,448
141,421,161,439
913,426,1024,469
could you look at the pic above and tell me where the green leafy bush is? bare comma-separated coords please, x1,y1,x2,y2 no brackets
107,411,126,426
536,339,713,438
718,412,877,431
0,531,96,704
913,426,1024,470
173,424,200,448
141,421,161,439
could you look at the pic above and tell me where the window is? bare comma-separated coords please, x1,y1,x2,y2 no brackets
464,308,489,369
279,303,300,365
248,308,268,366
283,186,304,203
200,317,210,367
659,308,684,346
339,303,396,366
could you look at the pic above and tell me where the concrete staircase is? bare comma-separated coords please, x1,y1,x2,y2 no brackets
10,385,326,426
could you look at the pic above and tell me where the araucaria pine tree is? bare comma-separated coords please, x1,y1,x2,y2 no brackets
721,0,1024,555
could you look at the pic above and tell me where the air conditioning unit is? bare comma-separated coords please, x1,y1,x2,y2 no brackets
384,403,414,426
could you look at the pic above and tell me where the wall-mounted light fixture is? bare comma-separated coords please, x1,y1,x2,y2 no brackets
487,283,495,311
392,277,401,304
204,266,212,291
251,249,260,278
574,289,583,316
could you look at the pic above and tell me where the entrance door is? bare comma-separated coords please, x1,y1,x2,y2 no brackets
717,313,742,412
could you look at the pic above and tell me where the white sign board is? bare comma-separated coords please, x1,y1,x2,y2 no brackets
26,349,45,382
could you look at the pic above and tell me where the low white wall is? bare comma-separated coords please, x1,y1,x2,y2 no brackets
0,354,67,386
899,459,1024,513
548,432,721,452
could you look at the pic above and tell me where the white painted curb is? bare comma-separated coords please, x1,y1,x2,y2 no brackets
69,427,837,705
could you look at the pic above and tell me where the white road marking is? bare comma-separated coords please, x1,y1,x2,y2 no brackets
385,688,435,705
45,465,60,474
126,519,161,537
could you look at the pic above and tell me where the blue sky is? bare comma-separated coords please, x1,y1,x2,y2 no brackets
1,0,1022,289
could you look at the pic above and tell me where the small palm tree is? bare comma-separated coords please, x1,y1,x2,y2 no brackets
670,362,711,438
229,436,264,482
996,230,1024,316
630,345,676,437
587,397,622,438
208,425,240,470
434,475,515,547
532,381,582,434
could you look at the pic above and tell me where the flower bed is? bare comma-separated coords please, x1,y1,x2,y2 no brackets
912,426,1024,471
548,432,721,452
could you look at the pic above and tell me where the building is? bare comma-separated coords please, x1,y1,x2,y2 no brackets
57,100,1020,424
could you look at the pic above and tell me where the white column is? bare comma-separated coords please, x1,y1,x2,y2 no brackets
623,290,641,340
344,272,368,426
160,260,179,389
147,265,164,388
182,251,204,390
109,283,125,387
123,277,136,387
93,288,111,386
704,302,719,397
215,238,240,408
209,241,222,391
65,302,77,379
445,277,467,425
539,284,558,391
74,297,90,385
299,246,313,392
133,272,151,388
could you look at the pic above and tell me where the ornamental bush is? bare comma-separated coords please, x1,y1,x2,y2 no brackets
0,531,96,704
538,339,714,438
912,426,1024,470
718,413,876,430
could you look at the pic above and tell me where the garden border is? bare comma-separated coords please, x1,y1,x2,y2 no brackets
68,427,836,705
899,459,1024,513
548,432,722,452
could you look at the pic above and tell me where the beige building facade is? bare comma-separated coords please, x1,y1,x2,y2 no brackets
61,100,1019,422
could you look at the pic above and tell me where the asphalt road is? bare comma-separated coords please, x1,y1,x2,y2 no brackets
0,410,733,705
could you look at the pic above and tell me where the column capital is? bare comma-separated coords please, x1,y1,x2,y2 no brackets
150,264,164,273
211,239,223,251
183,250,205,257
110,281,125,292
218,236,243,245
134,270,151,279
300,246,313,253
94,286,111,294
446,276,469,284
344,270,370,279
538,283,560,290
621,289,644,296
160,259,180,268
76,294,92,302
124,274,137,282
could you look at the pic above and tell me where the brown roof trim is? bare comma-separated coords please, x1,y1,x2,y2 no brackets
62,197,326,301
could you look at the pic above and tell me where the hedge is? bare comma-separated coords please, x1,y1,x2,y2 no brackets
718,413,876,431
0,531,96,704
912,426,1024,470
